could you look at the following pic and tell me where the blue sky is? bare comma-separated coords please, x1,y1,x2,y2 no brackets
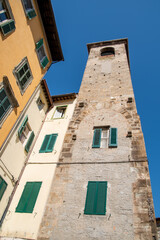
46,0,160,217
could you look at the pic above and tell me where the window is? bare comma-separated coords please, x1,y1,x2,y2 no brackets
18,115,35,153
53,106,67,119
36,97,44,111
0,87,11,121
22,0,36,19
16,182,42,213
84,181,107,215
14,57,33,94
39,134,58,153
0,176,7,201
36,39,49,69
100,47,115,56
0,0,15,35
92,127,117,148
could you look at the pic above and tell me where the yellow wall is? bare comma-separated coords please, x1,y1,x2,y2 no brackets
0,0,52,147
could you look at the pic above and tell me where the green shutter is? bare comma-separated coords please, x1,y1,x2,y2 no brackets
18,115,28,137
84,181,107,215
36,39,43,50
92,129,102,148
25,131,35,153
27,9,36,19
95,182,107,215
39,134,58,153
46,134,58,152
109,128,117,147
1,19,15,35
0,176,7,201
16,182,42,213
84,182,96,214
41,56,49,69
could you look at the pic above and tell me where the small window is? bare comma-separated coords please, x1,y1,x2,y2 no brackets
39,134,58,153
92,127,117,148
21,0,36,19
0,87,11,121
13,57,33,94
36,97,44,111
0,176,7,201
100,47,115,56
36,39,49,69
16,182,42,213
84,181,107,215
18,115,35,153
53,106,67,119
0,0,15,35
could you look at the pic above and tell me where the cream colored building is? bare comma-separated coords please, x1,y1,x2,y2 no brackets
0,93,77,239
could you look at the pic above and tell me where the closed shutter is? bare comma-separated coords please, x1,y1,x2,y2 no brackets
16,182,42,213
92,129,102,148
84,181,107,215
0,176,7,201
46,134,58,152
109,128,117,147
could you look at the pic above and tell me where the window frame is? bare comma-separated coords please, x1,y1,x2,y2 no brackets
0,175,7,201
36,39,49,69
0,85,12,124
0,0,15,36
84,181,107,215
13,57,33,95
52,105,67,119
21,0,36,20
36,96,44,111
39,134,58,153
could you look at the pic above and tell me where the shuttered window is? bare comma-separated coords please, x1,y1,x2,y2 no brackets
109,128,118,147
39,134,58,153
0,0,15,35
25,131,35,152
36,39,49,69
22,0,36,20
84,181,107,215
0,176,7,201
0,87,11,121
16,182,42,213
92,127,117,148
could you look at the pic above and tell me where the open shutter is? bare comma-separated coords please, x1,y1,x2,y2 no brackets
92,129,101,148
16,182,42,213
25,131,35,153
36,39,43,50
84,182,96,214
109,128,117,147
39,135,50,153
26,9,36,19
41,56,49,69
1,19,15,35
18,115,28,137
96,182,107,215
46,134,58,152
0,176,7,201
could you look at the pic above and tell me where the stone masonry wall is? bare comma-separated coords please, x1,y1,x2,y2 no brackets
38,41,157,240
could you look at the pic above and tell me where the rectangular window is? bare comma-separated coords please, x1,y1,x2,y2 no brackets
92,127,117,148
0,0,15,35
36,97,44,111
16,182,42,213
21,0,36,20
0,176,7,201
0,87,11,121
36,39,49,69
53,106,67,119
39,134,58,153
14,57,33,94
84,181,107,215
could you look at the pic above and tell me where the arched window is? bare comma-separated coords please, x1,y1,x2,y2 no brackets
100,47,115,56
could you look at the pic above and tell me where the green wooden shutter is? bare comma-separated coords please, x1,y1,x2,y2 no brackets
41,56,49,69
18,115,28,137
16,182,42,213
92,129,102,148
1,19,15,35
36,39,43,49
25,131,35,153
95,182,107,215
109,128,117,147
84,182,96,214
84,181,107,215
27,9,36,19
39,135,50,153
0,176,7,201
46,134,58,152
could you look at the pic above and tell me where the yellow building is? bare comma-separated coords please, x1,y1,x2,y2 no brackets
0,0,63,224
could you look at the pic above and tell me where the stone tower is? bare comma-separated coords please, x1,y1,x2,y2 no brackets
38,38,157,240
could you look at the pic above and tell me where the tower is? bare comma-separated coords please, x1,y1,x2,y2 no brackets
38,39,157,240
